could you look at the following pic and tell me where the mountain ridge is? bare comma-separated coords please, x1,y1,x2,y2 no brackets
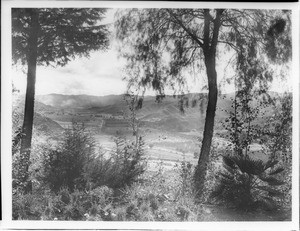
32,91,288,133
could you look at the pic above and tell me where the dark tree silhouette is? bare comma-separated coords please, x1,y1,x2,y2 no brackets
115,8,291,199
12,8,109,191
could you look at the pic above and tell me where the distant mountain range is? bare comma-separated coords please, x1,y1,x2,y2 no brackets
35,93,220,109
12,91,287,136
36,94,125,109
34,93,211,132
33,92,283,133
36,91,286,110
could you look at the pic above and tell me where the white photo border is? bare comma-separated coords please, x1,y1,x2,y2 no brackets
1,1,299,230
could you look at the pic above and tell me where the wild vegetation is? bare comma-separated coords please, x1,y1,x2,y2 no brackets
12,8,292,221
12,91,292,221
115,8,291,197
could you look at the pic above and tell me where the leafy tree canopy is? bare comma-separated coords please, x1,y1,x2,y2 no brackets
12,8,109,67
115,9,291,97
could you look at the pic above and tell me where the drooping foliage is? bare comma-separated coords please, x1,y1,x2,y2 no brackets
260,93,292,163
115,8,292,198
265,15,292,64
115,9,291,98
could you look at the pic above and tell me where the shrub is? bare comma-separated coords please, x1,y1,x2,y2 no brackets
211,155,285,211
84,136,146,189
173,161,194,198
42,122,95,192
42,122,146,192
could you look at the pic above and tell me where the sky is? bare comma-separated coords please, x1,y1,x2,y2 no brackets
12,9,292,97
13,48,129,96
12,9,131,96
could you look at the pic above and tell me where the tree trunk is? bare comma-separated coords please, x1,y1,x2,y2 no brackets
194,55,218,199
193,9,223,200
19,9,39,192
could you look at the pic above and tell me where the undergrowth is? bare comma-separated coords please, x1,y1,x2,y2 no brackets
12,119,291,221
13,159,214,221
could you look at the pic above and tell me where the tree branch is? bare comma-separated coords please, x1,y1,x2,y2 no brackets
166,9,204,48
217,40,239,51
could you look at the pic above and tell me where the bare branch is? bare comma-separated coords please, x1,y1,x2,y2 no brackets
217,40,239,51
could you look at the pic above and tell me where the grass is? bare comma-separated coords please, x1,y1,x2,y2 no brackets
12,160,291,221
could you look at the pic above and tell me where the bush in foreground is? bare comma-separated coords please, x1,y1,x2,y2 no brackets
211,155,285,211
42,122,146,192
12,161,203,221
84,136,146,190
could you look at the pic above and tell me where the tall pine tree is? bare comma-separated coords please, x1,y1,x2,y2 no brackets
12,8,109,191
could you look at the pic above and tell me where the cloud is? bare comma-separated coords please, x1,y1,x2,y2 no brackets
35,61,127,96
12,45,128,96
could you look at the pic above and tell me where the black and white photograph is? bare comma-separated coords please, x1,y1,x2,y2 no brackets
1,1,299,230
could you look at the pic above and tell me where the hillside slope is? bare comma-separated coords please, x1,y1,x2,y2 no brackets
13,98,64,135
34,92,283,133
